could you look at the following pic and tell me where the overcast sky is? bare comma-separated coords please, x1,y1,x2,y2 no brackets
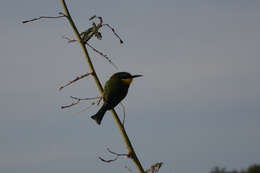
0,0,259,173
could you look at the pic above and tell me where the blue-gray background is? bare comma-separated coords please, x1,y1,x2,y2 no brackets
1,0,259,173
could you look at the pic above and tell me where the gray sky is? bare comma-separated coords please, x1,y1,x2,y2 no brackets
1,0,260,173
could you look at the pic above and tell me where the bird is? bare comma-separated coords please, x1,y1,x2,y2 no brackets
91,72,142,125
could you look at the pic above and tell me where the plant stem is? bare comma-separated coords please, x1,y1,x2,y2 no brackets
60,1,145,173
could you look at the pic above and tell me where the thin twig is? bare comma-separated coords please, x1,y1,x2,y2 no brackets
61,99,80,109
98,147,130,163
107,148,130,157
61,96,101,109
62,35,77,43
102,24,124,44
78,96,103,113
89,15,97,21
70,96,102,101
87,16,124,45
61,36,118,69
22,12,66,23
78,101,99,113
86,42,118,69
98,156,117,163
59,72,92,91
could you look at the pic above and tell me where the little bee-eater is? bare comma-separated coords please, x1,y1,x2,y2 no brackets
91,72,142,125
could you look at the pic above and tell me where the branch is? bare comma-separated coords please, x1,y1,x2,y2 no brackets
98,148,130,163
62,36,118,69
22,12,66,23
81,15,124,45
80,16,103,44
98,156,118,163
60,1,145,172
59,72,92,91
78,97,102,113
62,35,77,43
86,42,118,69
102,24,124,44
107,148,131,158
61,96,102,109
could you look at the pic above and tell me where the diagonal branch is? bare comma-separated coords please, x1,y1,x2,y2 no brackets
86,42,118,69
59,72,92,91
60,1,145,173
102,24,124,44
22,12,66,23
62,36,118,69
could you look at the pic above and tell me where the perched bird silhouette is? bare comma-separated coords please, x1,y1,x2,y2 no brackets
91,72,142,125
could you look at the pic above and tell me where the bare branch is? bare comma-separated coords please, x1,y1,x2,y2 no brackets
61,35,118,69
98,156,118,163
86,42,118,69
98,147,130,163
82,15,124,45
107,148,130,157
61,96,102,109
62,35,77,43
102,24,124,44
70,96,102,101
61,99,80,109
22,12,66,23
77,102,96,113
61,15,120,70
78,97,103,113
89,15,97,21
59,72,92,91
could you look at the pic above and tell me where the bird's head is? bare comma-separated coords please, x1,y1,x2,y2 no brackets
113,72,142,85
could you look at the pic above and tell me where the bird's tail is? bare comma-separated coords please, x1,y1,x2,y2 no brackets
91,105,107,125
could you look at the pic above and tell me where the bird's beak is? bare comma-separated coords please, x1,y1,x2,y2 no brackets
131,74,143,78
